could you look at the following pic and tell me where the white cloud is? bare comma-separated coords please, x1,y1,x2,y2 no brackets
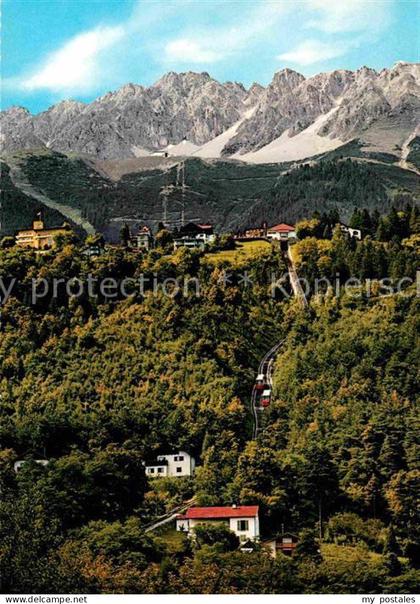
21,25,124,93
163,2,292,65
276,0,394,67
277,39,347,66
164,39,221,64
305,0,392,34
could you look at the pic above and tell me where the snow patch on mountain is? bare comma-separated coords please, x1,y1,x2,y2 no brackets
192,107,257,158
238,103,344,164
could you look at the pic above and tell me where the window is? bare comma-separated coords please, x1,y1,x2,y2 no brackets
174,455,184,461
237,520,249,532
157,467,164,474
283,537,292,544
176,467,182,473
149,468,154,474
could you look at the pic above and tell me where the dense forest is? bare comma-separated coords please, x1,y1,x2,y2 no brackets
0,217,419,593
242,160,420,230
291,205,419,286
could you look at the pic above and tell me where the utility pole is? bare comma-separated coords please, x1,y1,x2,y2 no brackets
181,161,186,227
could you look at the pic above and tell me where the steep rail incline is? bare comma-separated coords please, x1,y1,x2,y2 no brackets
286,246,308,308
251,340,284,439
251,243,307,438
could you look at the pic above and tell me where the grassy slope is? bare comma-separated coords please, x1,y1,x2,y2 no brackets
204,240,271,267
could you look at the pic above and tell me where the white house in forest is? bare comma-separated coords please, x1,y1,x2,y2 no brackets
145,451,195,477
339,223,362,240
176,505,260,542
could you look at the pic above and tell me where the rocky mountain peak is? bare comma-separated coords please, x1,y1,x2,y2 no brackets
271,68,305,90
2,105,31,117
1,63,418,160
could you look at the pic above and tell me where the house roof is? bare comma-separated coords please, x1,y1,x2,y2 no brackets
178,505,259,519
267,223,295,232
17,224,71,235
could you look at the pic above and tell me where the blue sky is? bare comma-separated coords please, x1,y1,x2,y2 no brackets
2,0,419,114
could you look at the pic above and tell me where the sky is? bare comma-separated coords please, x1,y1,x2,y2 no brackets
2,0,419,114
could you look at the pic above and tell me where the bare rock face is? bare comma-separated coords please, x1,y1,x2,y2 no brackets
319,63,420,140
1,63,418,159
0,106,44,151
221,68,355,155
0,72,249,159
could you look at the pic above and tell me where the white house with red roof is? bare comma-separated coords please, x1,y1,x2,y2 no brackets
176,505,260,541
266,223,296,241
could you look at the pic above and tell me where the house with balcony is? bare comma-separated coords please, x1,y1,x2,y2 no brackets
145,451,195,478
263,533,299,557
173,222,216,250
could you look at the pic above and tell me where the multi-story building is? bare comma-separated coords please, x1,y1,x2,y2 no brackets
145,451,195,477
16,218,71,250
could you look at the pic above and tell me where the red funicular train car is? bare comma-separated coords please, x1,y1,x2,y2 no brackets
255,373,266,391
260,389,271,407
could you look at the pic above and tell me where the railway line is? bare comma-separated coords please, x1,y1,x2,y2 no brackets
250,244,307,438
251,340,284,439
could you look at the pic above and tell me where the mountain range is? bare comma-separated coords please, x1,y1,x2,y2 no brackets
1,62,419,163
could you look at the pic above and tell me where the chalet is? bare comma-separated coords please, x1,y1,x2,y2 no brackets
145,451,195,478
266,223,296,241
173,222,216,250
131,225,153,250
264,533,299,557
339,223,362,240
195,224,215,243
176,505,260,542
16,217,71,250
14,459,49,473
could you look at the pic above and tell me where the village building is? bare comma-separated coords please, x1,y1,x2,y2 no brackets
145,451,195,478
339,223,362,240
16,217,71,250
176,505,260,542
263,533,299,557
266,223,297,241
173,222,216,250
131,225,154,250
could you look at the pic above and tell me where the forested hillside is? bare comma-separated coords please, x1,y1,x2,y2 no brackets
0,162,68,236
1,150,418,239
0,230,418,593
